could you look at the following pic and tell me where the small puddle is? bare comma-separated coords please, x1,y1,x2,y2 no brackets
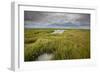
37,53,54,61
51,30,65,34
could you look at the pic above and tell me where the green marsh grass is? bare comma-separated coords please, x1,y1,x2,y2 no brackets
24,28,90,61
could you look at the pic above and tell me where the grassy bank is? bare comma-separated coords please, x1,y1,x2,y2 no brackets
24,28,90,61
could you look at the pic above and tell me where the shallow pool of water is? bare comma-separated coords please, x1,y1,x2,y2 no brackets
51,30,65,34
37,53,54,61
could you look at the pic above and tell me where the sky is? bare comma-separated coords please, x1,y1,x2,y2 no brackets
24,11,90,29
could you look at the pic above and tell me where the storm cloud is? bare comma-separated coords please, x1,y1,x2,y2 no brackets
24,11,90,28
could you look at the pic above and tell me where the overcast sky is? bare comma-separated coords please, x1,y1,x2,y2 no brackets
24,11,90,28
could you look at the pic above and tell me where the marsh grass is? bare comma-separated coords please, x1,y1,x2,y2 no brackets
24,29,90,61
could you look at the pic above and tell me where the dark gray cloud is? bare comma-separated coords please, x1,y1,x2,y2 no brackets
24,11,46,21
24,11,90,28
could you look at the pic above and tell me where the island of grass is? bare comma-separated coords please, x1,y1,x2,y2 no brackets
24,28,90,61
